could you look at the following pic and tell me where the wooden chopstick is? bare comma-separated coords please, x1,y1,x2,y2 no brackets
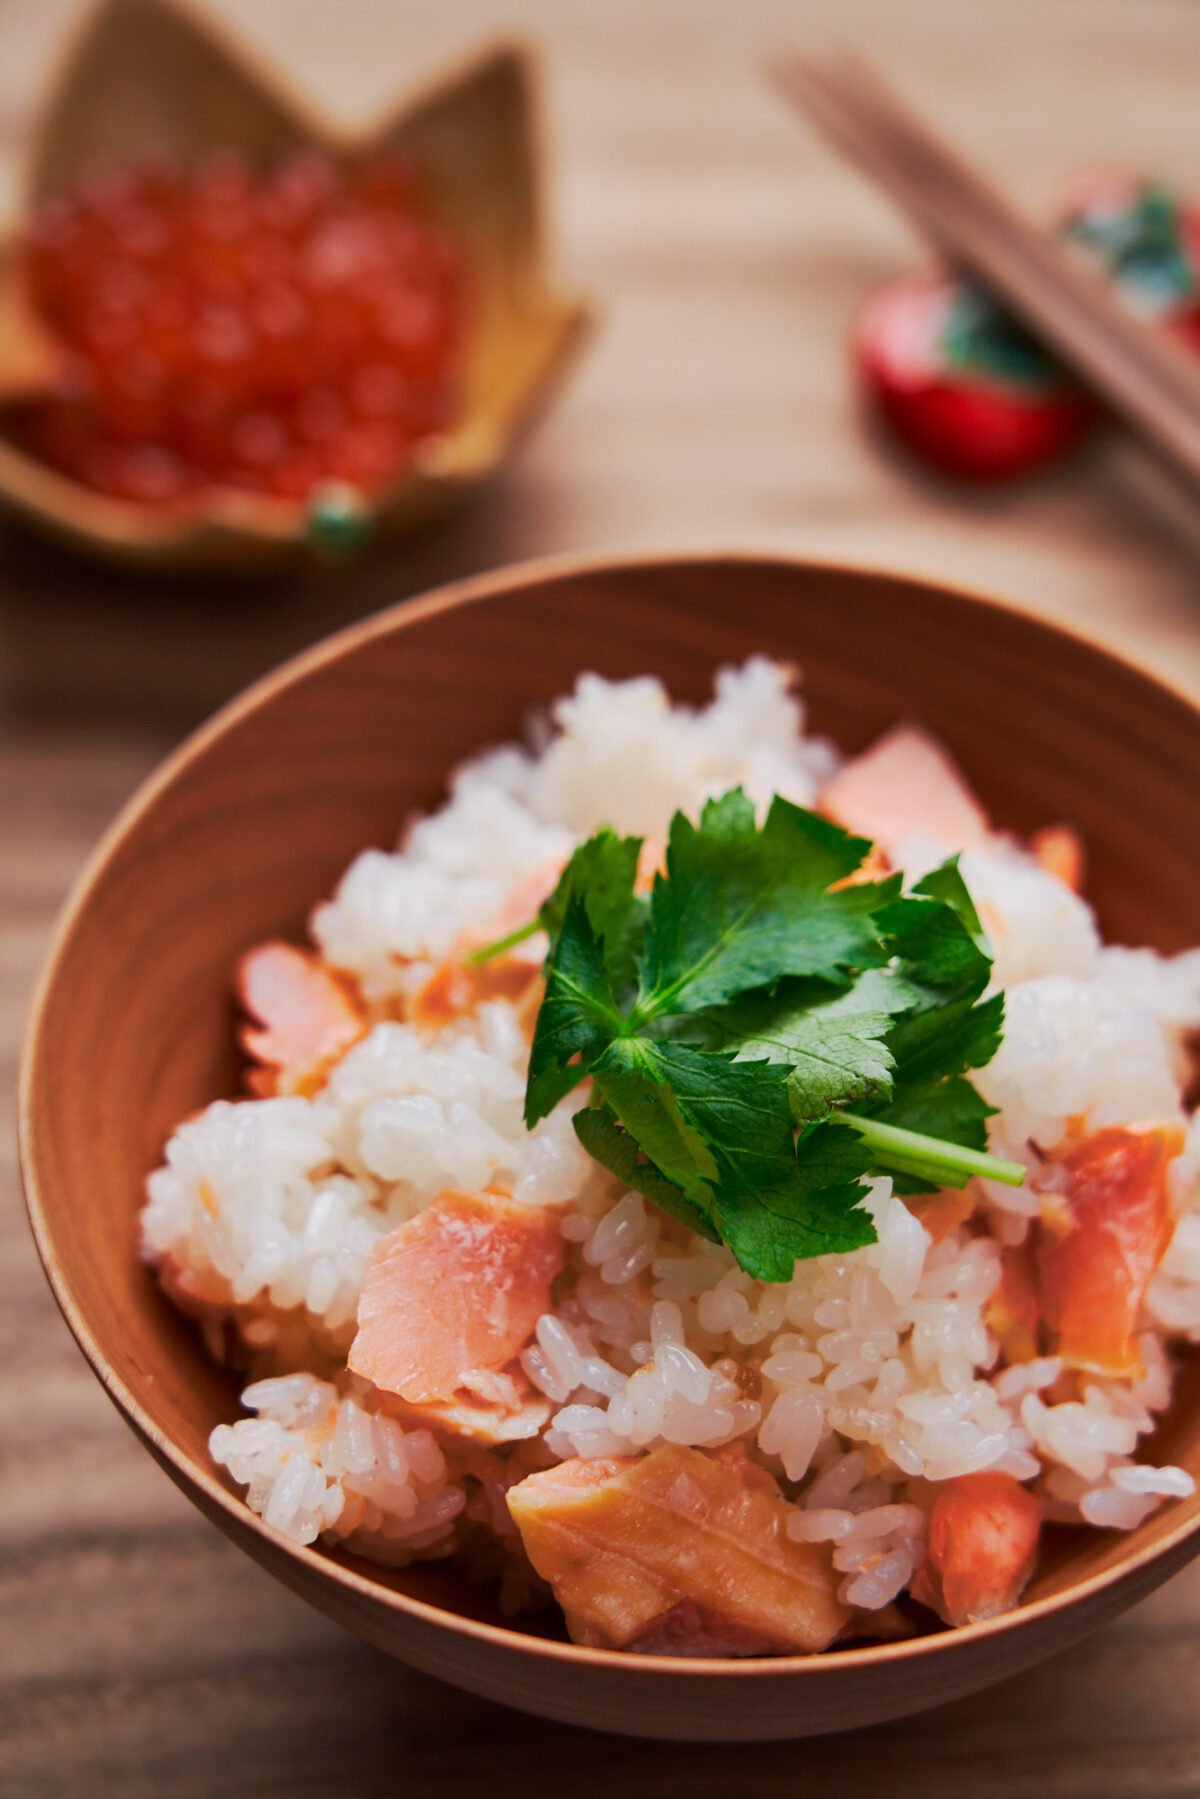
780,56,1200,423
777,56,1200,426
833,55,1200,420
770,54,1200,501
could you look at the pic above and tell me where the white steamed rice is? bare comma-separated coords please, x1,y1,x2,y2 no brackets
141,658,1200,1620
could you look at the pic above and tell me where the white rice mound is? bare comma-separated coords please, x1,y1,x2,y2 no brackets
141,658,1200,1621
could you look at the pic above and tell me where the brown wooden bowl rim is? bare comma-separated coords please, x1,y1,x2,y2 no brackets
19,545,1200,1681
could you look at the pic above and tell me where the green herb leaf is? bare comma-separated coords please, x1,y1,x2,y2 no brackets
712,1117,877,1281
468,827,645,973
524,894,624,1126
589,1038,721,1212
866,1065,999,1195
692,979,897,1119
572,1099,720,1242
833,1097,1022,1193
523,832,647,1125
846,860,1004,1192
634,791,899,1022
911,857,988,944
593,1038,877,1282
875,891,989,1000
517,795,1018,1276
541,828,647,990
886,990,1005,1089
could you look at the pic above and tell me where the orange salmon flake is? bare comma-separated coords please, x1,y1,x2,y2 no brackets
349,1191,564,1439
819,724,990,860
1030,823,1086,893
409,956,541,1032
1038,1124,1183,1377
506,1444,847,1654
237,939,365,1097
911,1472,1042,1627
986,1241,1042,1365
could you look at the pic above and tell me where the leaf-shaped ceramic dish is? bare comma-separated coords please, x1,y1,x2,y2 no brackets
0,0,590,567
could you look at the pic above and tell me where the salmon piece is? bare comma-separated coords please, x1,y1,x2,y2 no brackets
349,1190,564,1423
710,1436,782,1497
383,1368,553,1445
459,856,568,957
1030,823,1086,894
909,1185,976,1243
636,838,666,889
506,1444,848,1653
156,1253,349,1377
986,1242,1042,1364
624,1599,793,1657
457,839,665,962
1038,1124,1184,1377
819,724,990,860
841,1601,920,1643
830,842,894,888
420,838,668,1036
911,1472,1042,1627
158,1250,237,1318
237,940,365,1097
409,956,542,1033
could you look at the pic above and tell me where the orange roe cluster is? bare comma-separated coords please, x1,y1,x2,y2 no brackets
11,150,462,506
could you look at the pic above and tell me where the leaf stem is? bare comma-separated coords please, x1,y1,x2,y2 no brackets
464,918,540,966
831,1110,1026,1188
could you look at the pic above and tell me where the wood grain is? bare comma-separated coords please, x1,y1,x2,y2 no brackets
4,0,1200,1791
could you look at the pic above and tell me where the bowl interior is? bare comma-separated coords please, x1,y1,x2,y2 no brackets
21,554,1200,1725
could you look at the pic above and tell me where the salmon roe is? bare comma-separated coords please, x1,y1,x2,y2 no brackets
10,150,462,507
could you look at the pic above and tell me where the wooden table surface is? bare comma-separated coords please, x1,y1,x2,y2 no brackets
3,1,1200,1792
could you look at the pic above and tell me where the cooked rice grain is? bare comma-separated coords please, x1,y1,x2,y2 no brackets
140,661,1200,1610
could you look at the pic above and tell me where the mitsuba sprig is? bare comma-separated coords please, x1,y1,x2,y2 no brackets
472,789,1024,1280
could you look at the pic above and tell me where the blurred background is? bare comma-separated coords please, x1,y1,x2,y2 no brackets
2,1,1199,1793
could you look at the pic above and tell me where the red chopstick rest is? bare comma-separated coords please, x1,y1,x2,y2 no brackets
854,171,1200,483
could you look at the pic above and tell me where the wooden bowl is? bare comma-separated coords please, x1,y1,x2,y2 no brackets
20,552,1200,1739
0,0,589,568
